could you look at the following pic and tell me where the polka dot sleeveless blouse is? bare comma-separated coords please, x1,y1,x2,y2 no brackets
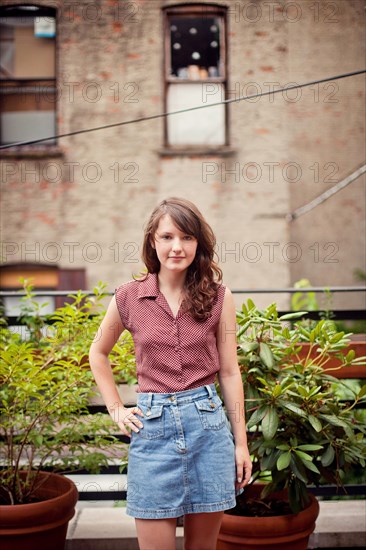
115,273,226,393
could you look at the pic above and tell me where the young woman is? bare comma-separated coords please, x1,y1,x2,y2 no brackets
89,197,252,550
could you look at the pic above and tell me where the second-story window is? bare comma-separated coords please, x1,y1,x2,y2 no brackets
0,5,56,145
164,4,227,147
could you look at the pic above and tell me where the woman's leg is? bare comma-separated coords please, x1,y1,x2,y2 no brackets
135,517,177,550
183,511,224,550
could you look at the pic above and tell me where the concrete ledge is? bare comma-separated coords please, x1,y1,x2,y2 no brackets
66,499,366,550
308,500,366,549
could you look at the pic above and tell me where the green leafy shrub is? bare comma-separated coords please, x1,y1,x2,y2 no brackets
237,299,366,513
0,280,130,505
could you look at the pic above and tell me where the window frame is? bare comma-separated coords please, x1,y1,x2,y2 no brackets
162,3,228,149
0,4,58,147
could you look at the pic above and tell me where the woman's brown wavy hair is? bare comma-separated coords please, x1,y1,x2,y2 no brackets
140,197,222,321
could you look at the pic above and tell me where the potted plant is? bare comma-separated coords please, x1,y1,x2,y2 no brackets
0,280,129,550
217,299,366,550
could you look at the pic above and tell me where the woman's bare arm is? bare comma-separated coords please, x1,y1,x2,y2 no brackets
216,287,252,488
89,295,143,436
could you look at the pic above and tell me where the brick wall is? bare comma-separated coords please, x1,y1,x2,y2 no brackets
1,0,364,310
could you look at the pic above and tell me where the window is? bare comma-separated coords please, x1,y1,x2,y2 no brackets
0,5,56,145
163,4,227,147
0,263,86,317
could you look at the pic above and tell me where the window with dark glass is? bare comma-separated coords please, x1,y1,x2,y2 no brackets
169,16,222,79
164,4,227,147
0,5,56,145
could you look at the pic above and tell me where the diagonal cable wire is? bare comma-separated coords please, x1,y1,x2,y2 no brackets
0,69,365,150
287,164,366,221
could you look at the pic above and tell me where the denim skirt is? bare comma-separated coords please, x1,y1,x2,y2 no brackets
126,384,238,519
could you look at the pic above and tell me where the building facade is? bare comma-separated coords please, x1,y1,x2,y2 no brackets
1,0,365,310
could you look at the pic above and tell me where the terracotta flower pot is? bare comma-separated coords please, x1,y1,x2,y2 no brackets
217,484,320,550
0,472,78,550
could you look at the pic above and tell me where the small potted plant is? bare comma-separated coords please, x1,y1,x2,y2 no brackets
217,299,366,550
0,280,129,550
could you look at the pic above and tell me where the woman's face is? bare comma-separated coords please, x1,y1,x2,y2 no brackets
152,214,198,275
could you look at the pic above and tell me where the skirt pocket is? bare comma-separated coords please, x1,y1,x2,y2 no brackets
138,404,165,440
194,397,226,430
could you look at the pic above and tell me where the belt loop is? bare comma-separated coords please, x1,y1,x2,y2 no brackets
205,384,213,398
205,384,216,409
146,392,153,414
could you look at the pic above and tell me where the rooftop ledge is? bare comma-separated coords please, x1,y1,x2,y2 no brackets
66,499,366,550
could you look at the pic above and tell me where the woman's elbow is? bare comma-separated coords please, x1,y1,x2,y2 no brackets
88,341,107,368
218,363,241,379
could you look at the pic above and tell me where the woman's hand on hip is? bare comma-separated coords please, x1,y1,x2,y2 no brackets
109,405,144,438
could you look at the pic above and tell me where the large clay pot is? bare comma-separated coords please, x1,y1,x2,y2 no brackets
0,472,78,550
217,484,319,550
